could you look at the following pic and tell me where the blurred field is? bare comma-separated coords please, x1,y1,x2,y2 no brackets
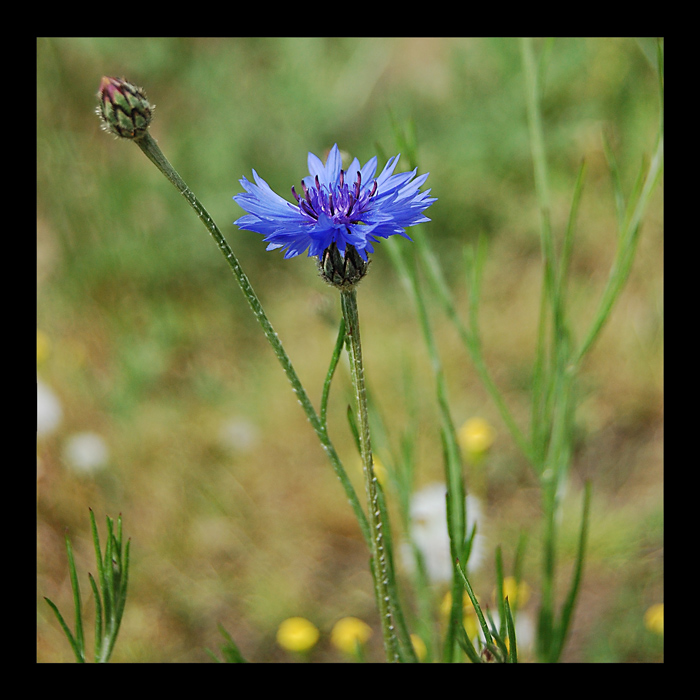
37,37,663,662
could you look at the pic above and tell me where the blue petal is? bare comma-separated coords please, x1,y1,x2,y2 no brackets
306,144,342,189
233,145,436,261
359,155,378,185
323,144,342,185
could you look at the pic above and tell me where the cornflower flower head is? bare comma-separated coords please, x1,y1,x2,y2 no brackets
233,144,436,287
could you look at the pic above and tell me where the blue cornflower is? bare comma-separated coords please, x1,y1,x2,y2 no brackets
233,144,436,262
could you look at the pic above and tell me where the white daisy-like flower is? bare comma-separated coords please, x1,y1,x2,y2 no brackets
37,378,62,438
402,482,486,584
63,431,109,474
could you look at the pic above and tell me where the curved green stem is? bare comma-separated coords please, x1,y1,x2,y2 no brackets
134,132,370,548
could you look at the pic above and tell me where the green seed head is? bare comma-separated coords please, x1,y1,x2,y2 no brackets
96,76,153,140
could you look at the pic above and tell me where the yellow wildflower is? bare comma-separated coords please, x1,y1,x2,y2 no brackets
37,329,50,366
458,417,496,458
441,590,481,642
644,603,664,635
330,616,372,655
410,633,428,662
372,456,388,486
276,617,319,653
499,576,531,609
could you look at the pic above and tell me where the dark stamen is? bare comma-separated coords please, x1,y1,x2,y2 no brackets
300,200,317,220
369,181,378,197
339,169,345,187
291,185,301,203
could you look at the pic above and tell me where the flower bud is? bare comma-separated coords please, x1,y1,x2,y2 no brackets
96,76,153,140
318,242,369,290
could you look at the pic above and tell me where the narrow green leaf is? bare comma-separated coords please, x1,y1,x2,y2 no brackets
117,538,131,621
513,531,529,599
550,481,592,661
601,130,626,231
504,596,518,663
462,522,477,569
88,573,103,662
346,404,361,455
455,559,492,647
89,509,103,580
320,317,346,429
103,518,115,624
495,546,506,640
456,622,482,664
623,157,648,237
115,513,124,551
89,508,108,625
64,534,85,659
576,128,663,366
558,159,587,302
214,624,248,663
383,236,468,652
44,597,84,663
485,609,509,662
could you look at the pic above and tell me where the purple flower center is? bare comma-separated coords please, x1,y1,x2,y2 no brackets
291,170,378,226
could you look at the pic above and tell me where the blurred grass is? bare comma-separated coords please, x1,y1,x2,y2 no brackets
37,37,662,662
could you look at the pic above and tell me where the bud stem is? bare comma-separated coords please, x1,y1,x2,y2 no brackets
132,131,371,549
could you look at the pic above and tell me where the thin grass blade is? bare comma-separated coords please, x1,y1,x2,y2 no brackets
456,558,493,647
44,596,84,663
215,624,249,663
456,622,482,664
495,546,506,640
64,534,85,659
88,573,103,662
320,317,346,429
550,481,592,662
504,596,518,663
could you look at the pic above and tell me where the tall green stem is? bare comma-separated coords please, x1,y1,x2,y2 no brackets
340,288,400,663
134,132,370,548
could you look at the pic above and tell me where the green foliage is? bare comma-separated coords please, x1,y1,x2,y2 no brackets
38,38,663,662
207,625,248,663
44,511,130,663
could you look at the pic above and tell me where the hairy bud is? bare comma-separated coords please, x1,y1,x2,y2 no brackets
96,76,153,140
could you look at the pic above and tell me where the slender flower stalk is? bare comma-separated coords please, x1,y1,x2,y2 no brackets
234,144,435,662
341,288,399,662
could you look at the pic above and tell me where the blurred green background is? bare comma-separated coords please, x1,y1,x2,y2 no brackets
37,37,663,662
